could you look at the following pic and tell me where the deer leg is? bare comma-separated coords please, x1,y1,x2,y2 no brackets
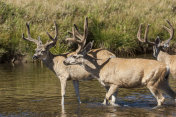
161,83,176,101
155,90,165,106
111,90,118,104
158,78,176,104
105,85,119,106
60,78,67,106
102,86,110,105
102,86,117,105
148,86,165,106
73,80,81,104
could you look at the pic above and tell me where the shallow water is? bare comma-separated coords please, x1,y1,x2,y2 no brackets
0,62,176,117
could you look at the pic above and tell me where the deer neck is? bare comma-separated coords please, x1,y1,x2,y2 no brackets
157,50,170,65
80,55,111,78
42,51,54,71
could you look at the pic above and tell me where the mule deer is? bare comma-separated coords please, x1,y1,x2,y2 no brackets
65,17,118,104
22,20,116,106
64,41,176,106
137,20,176,79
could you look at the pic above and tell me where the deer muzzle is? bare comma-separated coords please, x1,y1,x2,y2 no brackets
32,55,38,60
63,61,69,65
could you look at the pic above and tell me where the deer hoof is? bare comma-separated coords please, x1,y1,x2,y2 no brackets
102,101,107,105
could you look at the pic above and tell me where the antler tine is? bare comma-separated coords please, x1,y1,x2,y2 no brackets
82,17,88,45
46,21,58,42
137,23,155,45
74,17,89,53
65,17,89,53
67,31,73,35
72,27,82,53
26,23,31,38
75,17,88,44
65,27,78,43
163,20,174,45
73,24,83,40
45,21,59,47
83,17,88,39
74,24,79,32
46,32,54,41
22,22,39,44
137,24,145,43
74,17,88,43
144,24,155,45
54,21,58,41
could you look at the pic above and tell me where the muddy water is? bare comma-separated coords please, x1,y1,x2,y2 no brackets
0,62,176,117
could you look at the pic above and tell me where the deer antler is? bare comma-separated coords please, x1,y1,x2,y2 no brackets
66,17,88,53
162,20,174,47
45,21,58,48
137,23,155,45
22,23,40,44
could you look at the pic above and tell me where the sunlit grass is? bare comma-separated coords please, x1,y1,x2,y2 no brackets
1,0,176,62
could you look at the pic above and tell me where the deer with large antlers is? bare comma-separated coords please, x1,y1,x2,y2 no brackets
137,20,176,79
65,18,88,53
22,19,116,106
64,41,176,106
65,17,118,105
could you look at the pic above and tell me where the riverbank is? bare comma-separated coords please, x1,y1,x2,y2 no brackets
0,0,176,63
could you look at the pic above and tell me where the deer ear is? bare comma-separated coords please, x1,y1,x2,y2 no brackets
155,36,161,45
80,41,94,55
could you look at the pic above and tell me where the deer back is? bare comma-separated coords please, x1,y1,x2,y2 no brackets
64,42,169,88
100,58,166,86
52,48,115,80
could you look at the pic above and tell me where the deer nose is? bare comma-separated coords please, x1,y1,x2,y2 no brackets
63,61,68,65
32,55,38,60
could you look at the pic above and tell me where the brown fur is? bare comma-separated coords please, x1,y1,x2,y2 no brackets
157,51,176,79
22,22,116,106
64,43,176,106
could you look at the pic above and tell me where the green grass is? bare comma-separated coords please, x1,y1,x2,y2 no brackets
1,0,176,62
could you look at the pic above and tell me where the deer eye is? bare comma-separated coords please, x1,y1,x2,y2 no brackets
41,51,44,53
72,55,77,58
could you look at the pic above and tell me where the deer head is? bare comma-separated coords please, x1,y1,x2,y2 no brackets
64,41,93,65
65,17,88,53
137,20,174,57
22,22,58,60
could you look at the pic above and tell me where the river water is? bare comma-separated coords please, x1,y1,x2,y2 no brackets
0,61,176,117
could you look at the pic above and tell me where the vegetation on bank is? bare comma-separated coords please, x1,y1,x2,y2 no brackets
0,0,176,63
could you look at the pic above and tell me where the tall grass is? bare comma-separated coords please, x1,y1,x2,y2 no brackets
1,0,176,62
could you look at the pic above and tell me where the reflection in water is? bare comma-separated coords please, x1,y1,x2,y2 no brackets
0,63,176,117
